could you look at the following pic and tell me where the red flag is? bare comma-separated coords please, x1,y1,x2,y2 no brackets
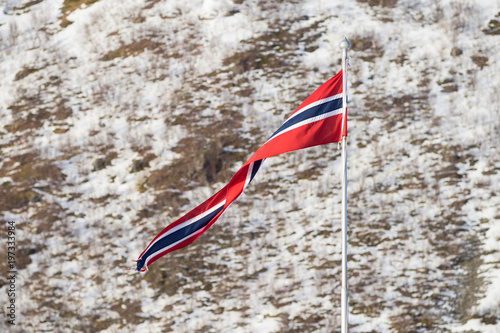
135,70,344,271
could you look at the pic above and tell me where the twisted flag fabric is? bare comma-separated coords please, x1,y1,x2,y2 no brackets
135,69,345,271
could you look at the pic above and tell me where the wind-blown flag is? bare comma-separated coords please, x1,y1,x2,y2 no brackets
135,69,345,271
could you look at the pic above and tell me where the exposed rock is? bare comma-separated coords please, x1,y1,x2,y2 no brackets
130,159,144,173
92,157,106,171
451,47,463,57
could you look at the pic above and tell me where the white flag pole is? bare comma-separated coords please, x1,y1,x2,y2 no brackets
339,37,350,333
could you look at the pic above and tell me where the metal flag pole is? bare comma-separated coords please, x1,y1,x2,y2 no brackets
339,36,350,333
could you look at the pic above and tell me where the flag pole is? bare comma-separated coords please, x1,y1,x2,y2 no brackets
339,36,350,333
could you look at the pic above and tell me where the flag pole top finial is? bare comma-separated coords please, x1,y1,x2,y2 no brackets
339,37,351,51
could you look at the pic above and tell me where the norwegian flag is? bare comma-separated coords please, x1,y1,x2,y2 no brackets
135,69,345,271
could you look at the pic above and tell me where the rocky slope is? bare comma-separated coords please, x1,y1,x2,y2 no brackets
1,0,500,332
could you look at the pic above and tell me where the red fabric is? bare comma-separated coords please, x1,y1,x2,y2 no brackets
136,69,345,271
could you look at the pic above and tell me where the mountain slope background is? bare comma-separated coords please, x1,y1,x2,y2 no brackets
1,0,500,332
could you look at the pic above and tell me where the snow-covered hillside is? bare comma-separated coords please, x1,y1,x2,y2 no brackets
1,0,499,332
